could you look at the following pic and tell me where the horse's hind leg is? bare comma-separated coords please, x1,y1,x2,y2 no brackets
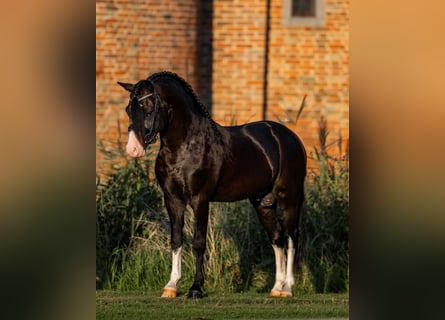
250,194,287,297
277,187,305,297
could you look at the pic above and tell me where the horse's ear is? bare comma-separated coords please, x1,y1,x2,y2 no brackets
117,82,134,92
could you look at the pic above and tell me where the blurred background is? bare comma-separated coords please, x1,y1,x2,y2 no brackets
0,1,94,320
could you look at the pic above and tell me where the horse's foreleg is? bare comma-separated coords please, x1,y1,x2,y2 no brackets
188,200,209,299
162,247,183,297
162,196,185,298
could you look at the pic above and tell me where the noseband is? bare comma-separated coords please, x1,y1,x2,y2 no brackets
128,84,161,146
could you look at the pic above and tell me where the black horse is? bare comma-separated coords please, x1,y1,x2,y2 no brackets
118,71,306,299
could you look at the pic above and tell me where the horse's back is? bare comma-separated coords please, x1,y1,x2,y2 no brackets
242,121,306,180
225,120,306,168
212,121,305,202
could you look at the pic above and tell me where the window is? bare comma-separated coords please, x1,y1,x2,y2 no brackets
283,0,324,27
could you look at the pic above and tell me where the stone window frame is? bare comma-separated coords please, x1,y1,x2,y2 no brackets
283,0,325,27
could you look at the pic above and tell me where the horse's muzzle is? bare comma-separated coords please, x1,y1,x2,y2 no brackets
126,130,146,157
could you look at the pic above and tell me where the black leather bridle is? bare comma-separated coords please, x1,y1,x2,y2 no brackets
127,84,161,146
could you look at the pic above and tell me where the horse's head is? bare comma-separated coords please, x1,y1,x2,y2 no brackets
118,80,167,157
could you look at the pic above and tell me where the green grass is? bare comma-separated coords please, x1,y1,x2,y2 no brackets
96,290,349,319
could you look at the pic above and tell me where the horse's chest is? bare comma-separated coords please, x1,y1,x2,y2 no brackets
155,145,217,197
156,155,192,183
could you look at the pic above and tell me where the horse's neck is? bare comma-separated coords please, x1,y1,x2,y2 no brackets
161,115,222,151
160,107,206,149
158,85,222,150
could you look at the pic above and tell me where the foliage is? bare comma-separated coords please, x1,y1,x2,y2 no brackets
96,150,162,289
102,198,276,293
304,116,349,293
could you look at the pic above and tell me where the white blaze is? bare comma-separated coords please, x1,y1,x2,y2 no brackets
126,131,145,157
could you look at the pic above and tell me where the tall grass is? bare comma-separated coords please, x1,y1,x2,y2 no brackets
100,197,276,293
304,116,349,293
96,148,162,289
96,117,349,294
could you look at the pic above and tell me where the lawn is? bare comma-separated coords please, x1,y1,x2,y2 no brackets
96,290,349,319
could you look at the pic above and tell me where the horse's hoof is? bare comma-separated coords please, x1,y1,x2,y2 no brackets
280,291,293,297
270,290,282,297
161,287,177,298
187,290,203,299
280,284,293,297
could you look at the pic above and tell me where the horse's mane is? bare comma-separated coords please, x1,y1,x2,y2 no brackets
147,71,213,121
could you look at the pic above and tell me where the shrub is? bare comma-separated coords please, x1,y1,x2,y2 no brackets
96,152,162,289
304,116,349,293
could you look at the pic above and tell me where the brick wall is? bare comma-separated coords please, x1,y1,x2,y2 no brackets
212,0,267,124
96,0,349,177
267,0,349,157
212,0,349,163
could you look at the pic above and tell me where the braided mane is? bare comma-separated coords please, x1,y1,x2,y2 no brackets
147,71,213,121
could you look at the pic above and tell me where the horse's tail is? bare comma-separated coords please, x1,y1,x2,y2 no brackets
295,137,307,270
295,191,306,270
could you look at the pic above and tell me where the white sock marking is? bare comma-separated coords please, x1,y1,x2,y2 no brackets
272,244,286,292
285,237,295,287
165,247,182,289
